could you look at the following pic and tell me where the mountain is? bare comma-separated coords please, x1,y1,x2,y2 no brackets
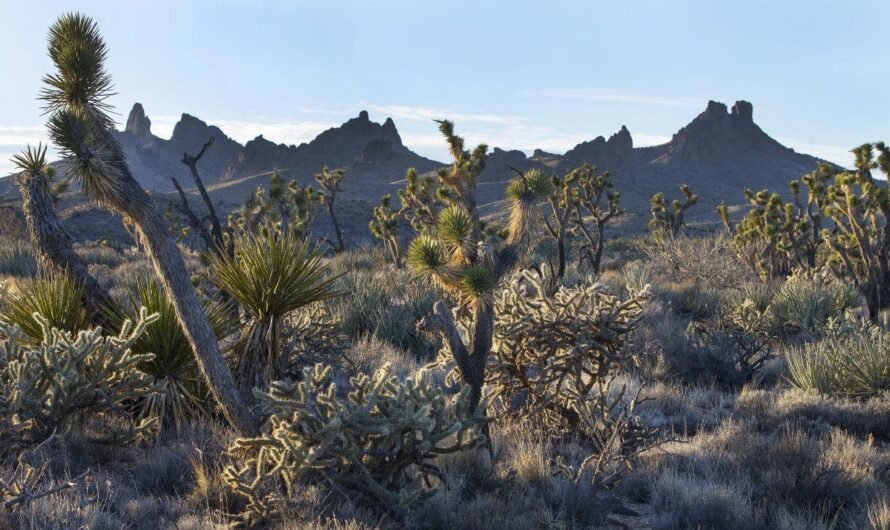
112,103,243,191
0,99,834,243
476,100,828,219
219,110,440,183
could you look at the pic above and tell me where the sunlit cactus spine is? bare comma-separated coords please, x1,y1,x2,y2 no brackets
223,363,483,518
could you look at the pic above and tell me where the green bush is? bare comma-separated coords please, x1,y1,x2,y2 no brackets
223,363,483,518
0,272,91,344
107,278,235,431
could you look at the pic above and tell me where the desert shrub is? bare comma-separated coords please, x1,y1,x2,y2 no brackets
208,230,340,399
646,234,749,291
75,242,124,269
0,272,91,344
223,363,484,519
688,297,778,385
771,267,859,338
787,318,890,397
0,309,158,449
0,239,37,278
107,279,235,432
486,270,660,486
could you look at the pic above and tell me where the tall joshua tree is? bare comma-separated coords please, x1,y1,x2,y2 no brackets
39,13,257,435
410,120,547,416
11,144,113,325
315,167,346,251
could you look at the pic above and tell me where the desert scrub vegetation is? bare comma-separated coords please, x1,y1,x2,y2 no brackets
3,11,890,529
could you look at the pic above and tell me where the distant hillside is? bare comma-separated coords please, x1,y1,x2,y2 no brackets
0,99,833,243
477,100,829,219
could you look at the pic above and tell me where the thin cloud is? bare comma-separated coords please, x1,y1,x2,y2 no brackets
365,104,524,126
0,126,49,148
521,89,702,108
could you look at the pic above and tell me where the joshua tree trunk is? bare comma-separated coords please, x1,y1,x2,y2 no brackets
233,316,278,405
417,301,489,415
16,169,113,325
81,132,258,436
325,201,345,252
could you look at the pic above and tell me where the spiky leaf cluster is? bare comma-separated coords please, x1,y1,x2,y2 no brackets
0,309,158,448
223,363,483,517
648,184,698,239
0,272,92,345
106,279,235,431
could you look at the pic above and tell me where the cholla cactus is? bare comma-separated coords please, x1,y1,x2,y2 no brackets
689,297,778,384
821,143,890,319
368,194,403,268
0,309,159,448
488,270,649,430
649,184,698,239
223,363,483,518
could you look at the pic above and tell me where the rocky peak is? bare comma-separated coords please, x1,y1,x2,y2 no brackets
563,125,634,170
125,103,152,138
731,100,753,123
171,113,211,145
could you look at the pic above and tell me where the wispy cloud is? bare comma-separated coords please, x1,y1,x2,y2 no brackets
0,126,49,148
521,89,702,108
140,115,341,147
365,104,525,126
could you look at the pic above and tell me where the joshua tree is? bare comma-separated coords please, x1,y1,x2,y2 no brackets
39,13,257,435
534,168,572,278
368,194,403,268
397,167,439,234
410,120,547,416
231,170,319,238
822,143,890,318
649,184,698,239
315,167,346,251
11,144,112,325
570,165,623,274
729,171,828,281
208,231,340,403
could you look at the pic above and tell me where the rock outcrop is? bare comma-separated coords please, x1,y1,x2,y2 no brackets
124,103,152,138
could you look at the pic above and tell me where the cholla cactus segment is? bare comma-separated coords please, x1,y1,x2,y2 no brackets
489,270,649,431
223,362,483,517
0,308,159,448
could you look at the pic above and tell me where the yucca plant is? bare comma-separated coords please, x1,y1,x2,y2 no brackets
0,271,91,344
209,231,340,401
106,279,236,432
38,12,256,434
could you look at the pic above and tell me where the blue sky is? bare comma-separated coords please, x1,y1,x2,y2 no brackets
1,0,887,176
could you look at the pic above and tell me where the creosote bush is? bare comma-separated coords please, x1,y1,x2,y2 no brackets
223,363,484,519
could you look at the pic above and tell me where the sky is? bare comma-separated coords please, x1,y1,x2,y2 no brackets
1,0,888,177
